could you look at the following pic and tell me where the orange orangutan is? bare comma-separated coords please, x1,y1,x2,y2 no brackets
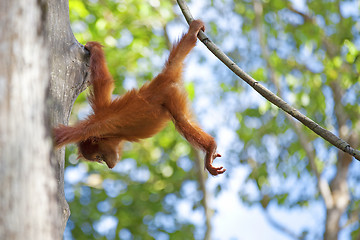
54,20,225,175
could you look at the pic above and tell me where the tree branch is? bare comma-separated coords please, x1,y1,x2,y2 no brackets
176,0,360,161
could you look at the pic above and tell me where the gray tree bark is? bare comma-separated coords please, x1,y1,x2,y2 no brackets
47,0,89,235
0,0,89,238
0,0,60,239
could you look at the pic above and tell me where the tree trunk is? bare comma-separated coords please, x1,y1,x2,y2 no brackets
324,153,351,240
46,0,89,234
0,0,60,239
0,0,89,238
323,82,354,240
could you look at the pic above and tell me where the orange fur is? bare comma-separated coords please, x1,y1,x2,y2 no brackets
54,20,225,175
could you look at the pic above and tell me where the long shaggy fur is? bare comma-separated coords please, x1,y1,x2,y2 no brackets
53,20,225,175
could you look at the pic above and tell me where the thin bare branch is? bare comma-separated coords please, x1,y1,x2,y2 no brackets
341,210,360,229
176,0,360,162
195,151,213,240
287,5,314,23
